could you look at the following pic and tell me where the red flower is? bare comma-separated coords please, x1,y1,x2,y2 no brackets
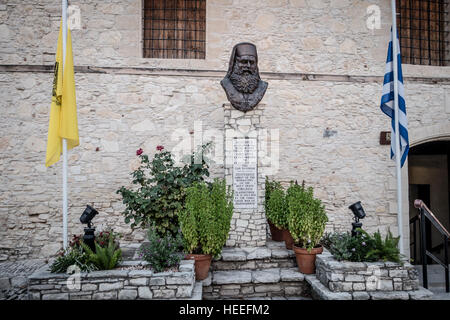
156,145,164,151
136,148,143,156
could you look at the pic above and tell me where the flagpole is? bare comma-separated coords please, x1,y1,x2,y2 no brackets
62,0,68,250
391,0,404,255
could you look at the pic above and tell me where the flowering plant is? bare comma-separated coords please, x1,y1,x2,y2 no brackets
95,229,121,249
117,143,212,237
68,229,121,250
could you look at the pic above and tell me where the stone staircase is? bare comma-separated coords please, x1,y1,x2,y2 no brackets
201,240,311,300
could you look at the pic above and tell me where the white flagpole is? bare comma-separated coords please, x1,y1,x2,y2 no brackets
391,0,404,255
62,0,68,250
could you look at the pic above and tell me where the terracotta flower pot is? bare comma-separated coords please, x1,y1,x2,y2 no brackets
185,254,212,280
293,245,323,274
283,229,294,250
268,221,284,242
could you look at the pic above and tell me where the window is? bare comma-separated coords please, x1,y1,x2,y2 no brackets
397,0,449,66
143,0,206,59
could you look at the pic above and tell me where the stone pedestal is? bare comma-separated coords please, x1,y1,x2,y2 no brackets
223,103,267,247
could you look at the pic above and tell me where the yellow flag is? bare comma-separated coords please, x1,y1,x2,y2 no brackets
45,23,79,167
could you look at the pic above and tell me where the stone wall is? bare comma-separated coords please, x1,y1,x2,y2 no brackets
0,0,450,260
2,0,449,78
309,250,434,300
27,260,196,300
316,252,419,292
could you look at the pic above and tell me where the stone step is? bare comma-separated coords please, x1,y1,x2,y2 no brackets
186,281,203,300
202,267,309,300
222,296,312,300
306,275,434,300
212,240,297,271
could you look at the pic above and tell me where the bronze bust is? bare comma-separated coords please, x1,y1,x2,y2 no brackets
221,42,268,112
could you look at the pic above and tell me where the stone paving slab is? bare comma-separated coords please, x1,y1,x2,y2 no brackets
212,271,252,285
280,268,305,282
212,267,305,286
245,248,272,260
218,241,294,262
220,248,247,261
252,269,281,283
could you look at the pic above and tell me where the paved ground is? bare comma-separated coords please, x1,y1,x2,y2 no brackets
415,265,450,300
0,259,46,300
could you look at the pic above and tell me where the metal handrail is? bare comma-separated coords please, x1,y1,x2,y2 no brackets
409,215,419,264
414,199,449,293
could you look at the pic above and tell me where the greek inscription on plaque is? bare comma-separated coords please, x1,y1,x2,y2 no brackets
233,138,257,209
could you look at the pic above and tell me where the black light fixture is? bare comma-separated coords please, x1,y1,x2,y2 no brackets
80,205,98,252
349,201,366,237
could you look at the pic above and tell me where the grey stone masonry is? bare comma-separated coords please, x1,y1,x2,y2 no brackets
203,268,309,300
309,250,434,300
27,260,196,300
0,259,46,300
224,103,271,248
213,240,296,271
203,241,310,300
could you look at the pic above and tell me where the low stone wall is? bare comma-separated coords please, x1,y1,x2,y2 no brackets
316,251,419,292
27,260,195,300
308,250,433,300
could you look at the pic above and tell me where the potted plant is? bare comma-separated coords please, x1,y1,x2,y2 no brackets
287,182,328,274
178,179,233,280
265,178,287,242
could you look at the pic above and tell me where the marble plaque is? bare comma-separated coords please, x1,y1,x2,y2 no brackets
233,138,257,209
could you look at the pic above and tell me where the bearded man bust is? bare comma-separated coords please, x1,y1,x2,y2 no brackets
221,42,268,112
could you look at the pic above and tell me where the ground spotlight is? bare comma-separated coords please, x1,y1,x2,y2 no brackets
80,205,98,251
349,201,366,237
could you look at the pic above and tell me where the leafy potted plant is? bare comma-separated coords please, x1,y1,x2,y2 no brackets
265,178,287,242
178,179,233,280
287,182,328,274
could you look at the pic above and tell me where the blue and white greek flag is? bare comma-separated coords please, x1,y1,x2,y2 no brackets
380,28,409,167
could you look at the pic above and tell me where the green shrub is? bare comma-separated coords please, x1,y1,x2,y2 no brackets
324,229,401,263
265,177,280,211
139,226,184,273
117,143,211,237
325,231,375,262
50,247,98,273
363,229,401,263
323,232,353,261
286,182,328,251
81,233,122,270
266,183,288,229
179,179,233,258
